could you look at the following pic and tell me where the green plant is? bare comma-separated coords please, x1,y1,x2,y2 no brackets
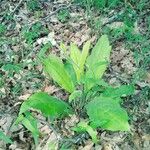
74,0,122,10
26,0,40,11
93,0,121,9
57,9,70,23
2,63,22,77
0,131,13,144
22,22,48,44
15,35,134,145
72,121,98,143
0,24,6,35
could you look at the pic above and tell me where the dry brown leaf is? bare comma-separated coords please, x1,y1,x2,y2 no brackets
37,132,59,150
103,143,113,150
82,141,94,150
43,85,58,94
40,124,52,135
142,134,150,141
18,94,31,100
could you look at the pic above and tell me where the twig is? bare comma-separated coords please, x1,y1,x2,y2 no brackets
11,0,24,14
26,3,78,27
102,10,124,27
108,66,131,84
41,4,77,22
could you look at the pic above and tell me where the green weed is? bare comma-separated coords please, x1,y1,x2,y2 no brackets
57,9,70,23
14,35,134,145
26,0,40,11
22,22,49,44
0,24,6,35
74,0,122,10
0,131,13,144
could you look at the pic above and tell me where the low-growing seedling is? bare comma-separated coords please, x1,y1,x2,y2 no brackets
26,0,40,11
22,22,48,44
74,0,121,10
2,63,22,77
57,9,70,23
0,131,13,144
14,35,134,145
0,24,6,35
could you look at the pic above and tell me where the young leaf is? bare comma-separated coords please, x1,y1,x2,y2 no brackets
42,54,74,93
19,92,73,118
70,43,81,81
0,131,13,144
60,42,67,54
22,112,39,146
85,35,111,90
79,40,90,77
70,41,90,81
13,114,25,125
14,112,39,146
38,43,52,60
64,60,77,85
69,90,82,102
86,96,130,131
72,121,98,143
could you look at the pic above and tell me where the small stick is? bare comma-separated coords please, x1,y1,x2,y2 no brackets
41,4,73,22
11,0,24,14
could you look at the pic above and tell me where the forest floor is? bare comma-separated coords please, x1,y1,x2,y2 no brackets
0,0,150,150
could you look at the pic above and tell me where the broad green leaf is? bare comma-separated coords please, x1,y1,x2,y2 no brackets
70,41,90,81
42,54,74,93
0,131,13,144
19,92,73,118
96,79,111,88
85,35,111,90
70,43,81,81
79,40,90,77
72,121,98,143
69,90,82,102
64,60,77,85
86,96,130,131
102,85,134,98
81,76,111,91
